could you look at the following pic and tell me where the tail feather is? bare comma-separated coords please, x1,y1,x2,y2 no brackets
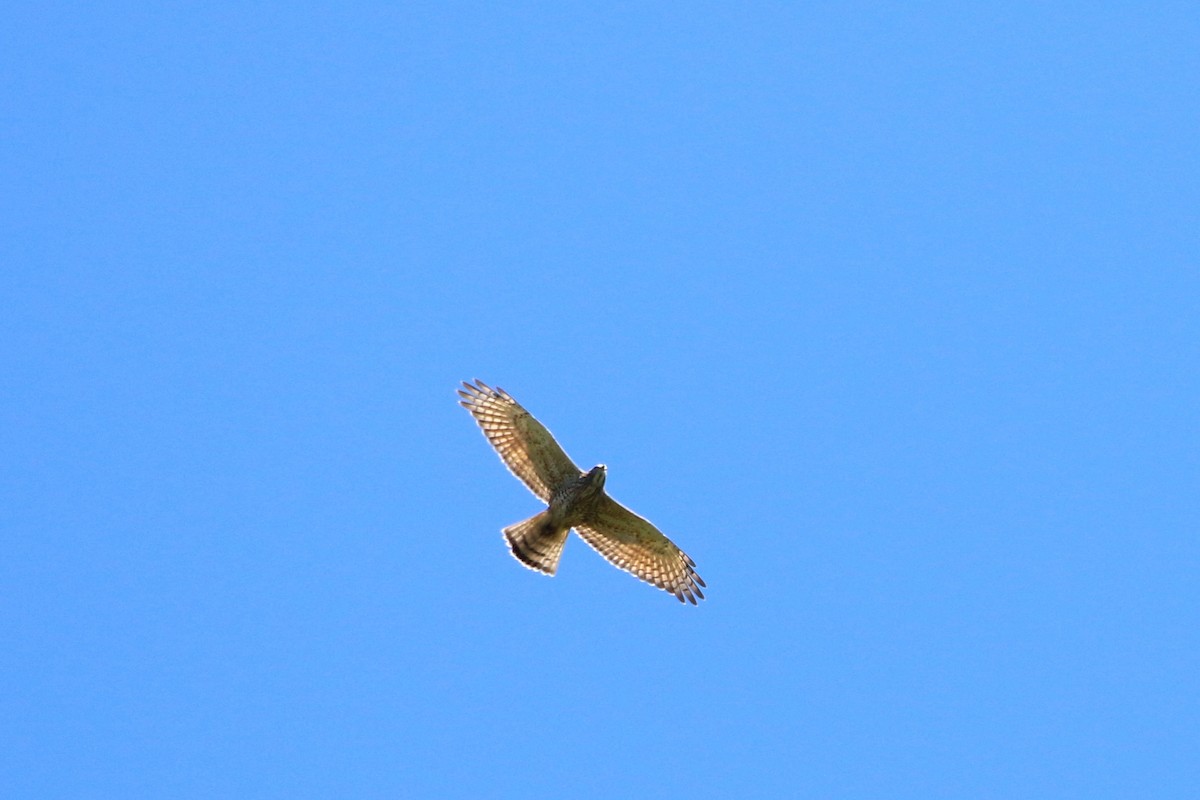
503,512,569,575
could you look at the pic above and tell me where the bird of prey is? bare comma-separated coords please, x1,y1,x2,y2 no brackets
458,379,706,604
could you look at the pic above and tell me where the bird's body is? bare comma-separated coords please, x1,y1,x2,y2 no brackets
547,464,608,533
458,380,705,604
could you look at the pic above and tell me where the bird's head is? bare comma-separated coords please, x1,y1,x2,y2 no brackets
586,464,607,488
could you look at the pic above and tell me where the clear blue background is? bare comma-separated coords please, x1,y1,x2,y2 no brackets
3,3,1197,797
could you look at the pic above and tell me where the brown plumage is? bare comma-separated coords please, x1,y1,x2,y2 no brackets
458,379,706,604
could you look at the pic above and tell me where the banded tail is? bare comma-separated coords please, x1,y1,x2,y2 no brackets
502,511,569,575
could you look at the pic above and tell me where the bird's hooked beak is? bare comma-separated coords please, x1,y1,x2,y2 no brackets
589,464,607,487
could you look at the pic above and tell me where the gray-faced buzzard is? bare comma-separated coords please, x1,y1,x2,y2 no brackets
458,380,705,604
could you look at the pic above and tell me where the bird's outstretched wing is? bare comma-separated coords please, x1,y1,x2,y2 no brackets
575,496,706,604
458,379,581,502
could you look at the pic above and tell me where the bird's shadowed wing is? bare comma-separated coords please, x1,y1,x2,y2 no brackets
458,379,581,502
575,496,706,604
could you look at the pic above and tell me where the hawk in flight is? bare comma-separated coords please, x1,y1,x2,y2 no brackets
458,379,706,604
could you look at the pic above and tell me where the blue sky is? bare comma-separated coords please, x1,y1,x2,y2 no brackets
3,3,1197,797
